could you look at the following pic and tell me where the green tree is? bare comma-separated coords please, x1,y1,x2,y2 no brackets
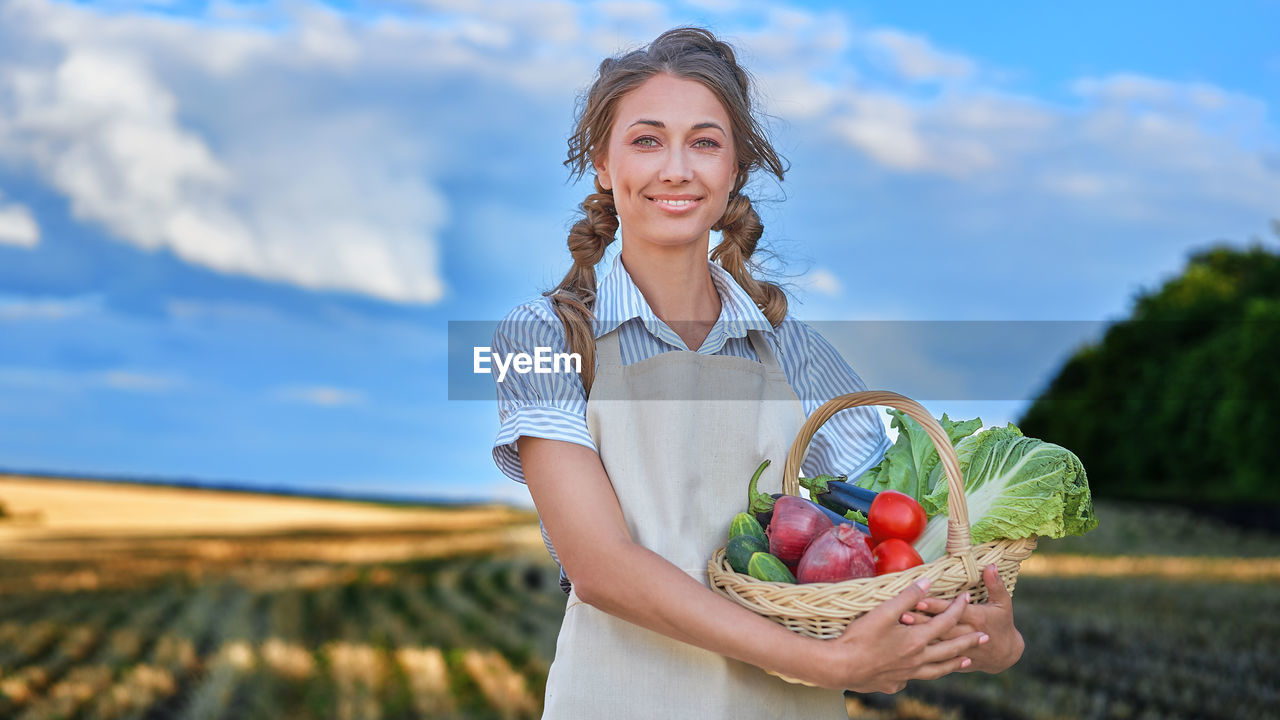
1020,225,1280,507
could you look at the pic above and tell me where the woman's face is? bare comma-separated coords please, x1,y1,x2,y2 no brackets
595,73,737,251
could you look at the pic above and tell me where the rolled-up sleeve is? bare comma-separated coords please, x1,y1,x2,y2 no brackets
784,319,891,480
491,303,597,484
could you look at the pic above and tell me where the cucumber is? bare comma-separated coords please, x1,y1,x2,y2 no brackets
728,512,767,543
747,552,796,583
726,534,768,574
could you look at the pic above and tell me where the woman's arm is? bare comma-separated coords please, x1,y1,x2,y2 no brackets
519,435,991,693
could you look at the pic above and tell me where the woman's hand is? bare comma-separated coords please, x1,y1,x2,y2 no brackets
898,564,1024,674
817,578,990,694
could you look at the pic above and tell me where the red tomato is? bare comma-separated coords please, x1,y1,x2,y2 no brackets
873,538,924,575
868,490,928,544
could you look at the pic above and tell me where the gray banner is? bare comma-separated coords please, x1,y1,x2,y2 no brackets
449,320,1129,402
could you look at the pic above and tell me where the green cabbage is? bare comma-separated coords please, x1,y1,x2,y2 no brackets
856,413,1098,563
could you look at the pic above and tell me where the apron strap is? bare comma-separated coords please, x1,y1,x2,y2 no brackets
746,329,788,381
594,327,623,381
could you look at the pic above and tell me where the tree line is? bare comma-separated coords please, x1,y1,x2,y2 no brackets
1020,223,1280,510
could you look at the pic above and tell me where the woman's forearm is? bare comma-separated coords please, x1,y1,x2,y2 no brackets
571,536,847,689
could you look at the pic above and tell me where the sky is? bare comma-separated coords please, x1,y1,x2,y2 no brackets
0,0,1277,505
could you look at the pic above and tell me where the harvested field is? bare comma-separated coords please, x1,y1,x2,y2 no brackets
0,475,1276,719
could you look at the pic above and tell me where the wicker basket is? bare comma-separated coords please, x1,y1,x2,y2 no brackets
707,391,1036,667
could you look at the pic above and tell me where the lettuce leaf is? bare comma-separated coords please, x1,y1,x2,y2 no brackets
855,409,982,502
913,424,1099,562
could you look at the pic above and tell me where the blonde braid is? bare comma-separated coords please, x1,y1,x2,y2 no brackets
711,193,788,326
544,177,618,396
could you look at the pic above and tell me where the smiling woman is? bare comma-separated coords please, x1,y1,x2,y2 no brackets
488,27,1022,719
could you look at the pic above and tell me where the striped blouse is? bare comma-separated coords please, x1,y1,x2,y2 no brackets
491,252,890,484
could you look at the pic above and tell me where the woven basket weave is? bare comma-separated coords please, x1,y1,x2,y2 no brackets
707,391,1036,646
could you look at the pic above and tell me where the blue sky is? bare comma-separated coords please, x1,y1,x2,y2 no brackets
1,0,1277,504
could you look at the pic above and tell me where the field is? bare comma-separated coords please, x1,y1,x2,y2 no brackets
1,474,1278,719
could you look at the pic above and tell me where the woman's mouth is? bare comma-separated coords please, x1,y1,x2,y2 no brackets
648,195,702,214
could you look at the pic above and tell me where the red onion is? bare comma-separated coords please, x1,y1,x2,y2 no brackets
767,495,833,569
796,523,876,584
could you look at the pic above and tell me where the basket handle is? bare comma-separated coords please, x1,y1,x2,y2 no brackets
782,391,973,557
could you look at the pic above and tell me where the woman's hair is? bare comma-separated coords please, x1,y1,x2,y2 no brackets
546,26,788,395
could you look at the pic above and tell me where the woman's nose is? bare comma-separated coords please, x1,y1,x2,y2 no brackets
659,148,693,183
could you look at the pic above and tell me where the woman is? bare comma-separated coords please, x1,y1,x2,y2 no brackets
491,27,1023,718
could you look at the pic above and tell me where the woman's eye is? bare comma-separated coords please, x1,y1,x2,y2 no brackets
694,138,721,149
632,136,659,147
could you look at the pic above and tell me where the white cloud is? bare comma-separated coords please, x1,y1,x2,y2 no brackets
1032,72,1280,216
802,268,843,298
759,72,839,120
1,48,248,253
0,0,451,304
293,2,361,68
224,111,448,303
1072,73,1228,110
101,370,181,392
733,6,851,68
747,26,1028,178
936,92,1055,134
0,196,39,247
0,365,182,392
830,90,1007,177
1039,171,1115,199
821,59,1278,212
595,0,667,26
832,92,927,171
682,0,740,11
0,293,101,320
274,385,366,407
864,29,975,83
0,0,1276,305
165,298,282,324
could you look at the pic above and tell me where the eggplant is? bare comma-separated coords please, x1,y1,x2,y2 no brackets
801,475,878,517
810,501,871,535
815,494,850,515
754,493,784,529
747,460,783,528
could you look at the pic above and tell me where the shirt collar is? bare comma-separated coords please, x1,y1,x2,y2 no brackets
592,252,776,353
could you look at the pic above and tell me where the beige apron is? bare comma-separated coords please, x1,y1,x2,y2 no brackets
540,327,846,719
